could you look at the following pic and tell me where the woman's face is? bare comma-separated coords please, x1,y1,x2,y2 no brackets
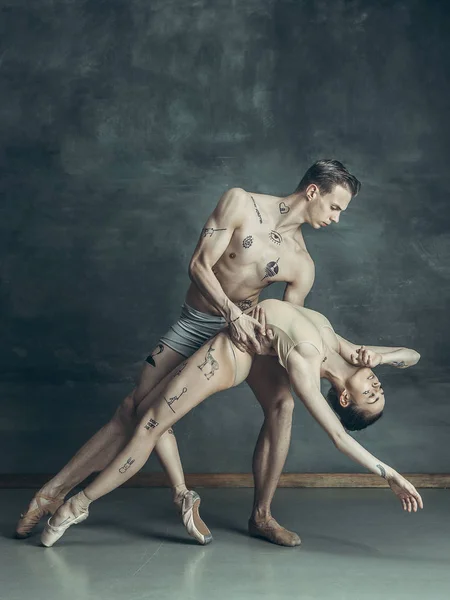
346,368,386,416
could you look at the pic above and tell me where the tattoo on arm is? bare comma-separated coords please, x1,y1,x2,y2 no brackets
164,387,188,413
201,227,227,238
146,344,164,367
251,196,263,224
236,299,252,311
377,464,387,479
391,361,406,368
262,258,280,281
243,235,253,248
144,418,159,430
197,343,219,380
119,457,135,474
167,428,174,434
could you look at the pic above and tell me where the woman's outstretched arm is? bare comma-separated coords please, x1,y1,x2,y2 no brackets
336,335,421,369
286,351,424,512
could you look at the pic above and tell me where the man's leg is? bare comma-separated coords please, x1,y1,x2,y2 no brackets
245,355,300,547
16,343,185,537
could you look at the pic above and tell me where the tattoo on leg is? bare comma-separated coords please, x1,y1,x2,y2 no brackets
144,418,159,430
167,428,174,434
242,235,253,249
377,464,387,479
201,227,227,238
236,299,252,311
175,362,188,377
146,344,164,367
279,202,290,214
269,230,282,245
251,196,263,224
164,387,188,413
119,457,135,474
261,258,280,281
197,343,219,380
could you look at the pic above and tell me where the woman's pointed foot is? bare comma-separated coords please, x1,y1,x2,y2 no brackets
174,490,212,545
16,493,66,538
40,491,91,547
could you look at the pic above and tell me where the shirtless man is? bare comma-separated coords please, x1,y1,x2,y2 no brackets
16,159,360,547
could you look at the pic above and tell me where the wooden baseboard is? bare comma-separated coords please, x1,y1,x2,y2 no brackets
1,473,450,489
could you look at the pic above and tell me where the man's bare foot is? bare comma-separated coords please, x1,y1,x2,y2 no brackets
16,491,66,538
248,516,301,547
41,491,91,547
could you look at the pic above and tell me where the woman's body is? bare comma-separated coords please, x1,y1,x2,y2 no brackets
41,299,423,547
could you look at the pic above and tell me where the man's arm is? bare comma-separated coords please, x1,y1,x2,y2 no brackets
188,188,263,353
282,261,315,307
336,335,421,369
286,351,423,511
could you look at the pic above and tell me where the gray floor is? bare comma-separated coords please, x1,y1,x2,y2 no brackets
1,488,449,600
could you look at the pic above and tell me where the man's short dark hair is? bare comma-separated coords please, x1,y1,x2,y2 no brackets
296,159,361,197
327,386,383,432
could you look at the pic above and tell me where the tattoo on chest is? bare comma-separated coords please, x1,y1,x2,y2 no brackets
144,418,159,430
262,258,280,281
251,196,263,224
243,235,253,249
202,227,227,238
146,344,164,367
236,299,252,311
164,386,188,413
279,202,290,214
197,343,219,380
269,230,282,245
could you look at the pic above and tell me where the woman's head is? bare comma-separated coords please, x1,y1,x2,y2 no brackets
327,368,385,431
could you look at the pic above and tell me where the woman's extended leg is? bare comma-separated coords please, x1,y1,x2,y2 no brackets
42,333,252,546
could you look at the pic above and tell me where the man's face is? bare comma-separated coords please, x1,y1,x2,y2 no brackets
307,184,353,229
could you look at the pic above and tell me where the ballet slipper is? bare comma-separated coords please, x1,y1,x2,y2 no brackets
175,490,212,545
16,493,66,538
248,517,301,547
40,492,90,547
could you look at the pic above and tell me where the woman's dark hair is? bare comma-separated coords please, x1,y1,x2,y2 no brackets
327,386,383,432
296,159,361,197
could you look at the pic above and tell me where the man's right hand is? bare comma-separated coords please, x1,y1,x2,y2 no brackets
228,308,266,354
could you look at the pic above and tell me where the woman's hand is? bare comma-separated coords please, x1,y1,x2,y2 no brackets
387,471,424,513
350,346,383,368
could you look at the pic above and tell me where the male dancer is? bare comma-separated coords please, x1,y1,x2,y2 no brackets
17,159,360,546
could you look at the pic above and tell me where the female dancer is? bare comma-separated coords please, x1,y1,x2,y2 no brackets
41,299,423,547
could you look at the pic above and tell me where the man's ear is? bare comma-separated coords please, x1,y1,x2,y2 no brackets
306,183,319,202
339,389,351,408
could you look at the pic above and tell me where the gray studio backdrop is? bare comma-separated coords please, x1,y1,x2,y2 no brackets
1,1,449,475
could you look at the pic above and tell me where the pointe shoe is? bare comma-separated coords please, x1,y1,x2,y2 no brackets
41,507,89,547
175,490,212,545
248,518,301,547
16,493,66,539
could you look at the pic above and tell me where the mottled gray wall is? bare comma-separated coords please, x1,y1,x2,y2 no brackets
1,0,449,474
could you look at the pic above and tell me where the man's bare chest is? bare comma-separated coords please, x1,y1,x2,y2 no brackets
215,226,312,286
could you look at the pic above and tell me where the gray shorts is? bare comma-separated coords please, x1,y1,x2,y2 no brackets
159,303,227,358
